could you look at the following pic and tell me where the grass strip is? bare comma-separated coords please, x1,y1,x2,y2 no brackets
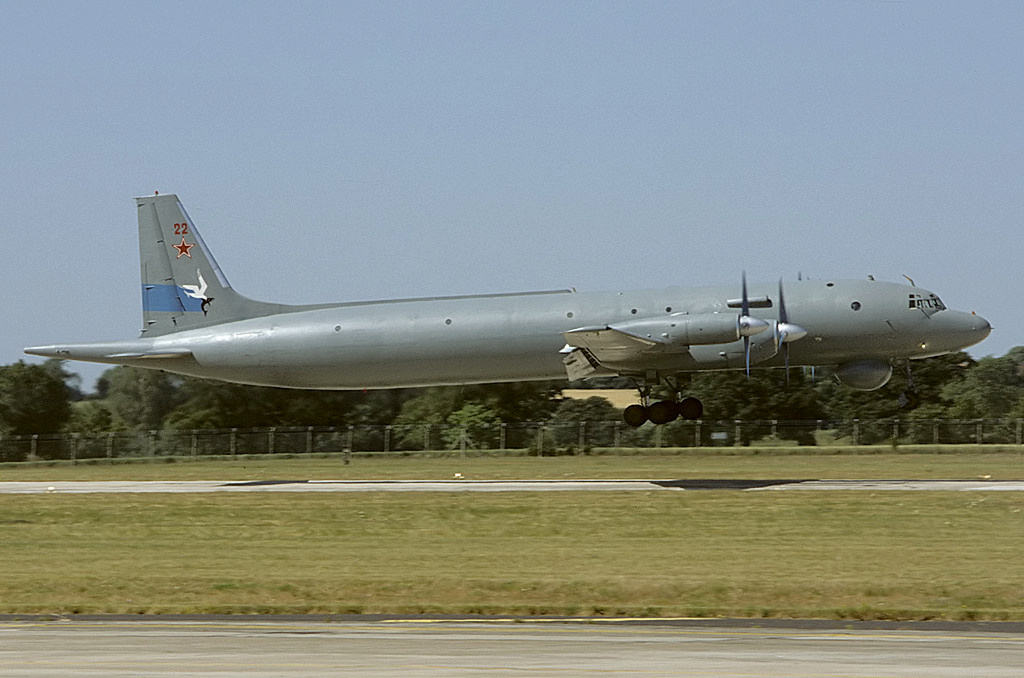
1,491,1022,620
2,448,1024,481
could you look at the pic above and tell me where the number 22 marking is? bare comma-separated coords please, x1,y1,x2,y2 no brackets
173,223,189,235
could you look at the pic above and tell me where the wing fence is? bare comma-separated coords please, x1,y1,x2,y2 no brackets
2,418,1023,462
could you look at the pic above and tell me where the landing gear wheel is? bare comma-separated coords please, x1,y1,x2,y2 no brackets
648,400,680,425
623,404,649,428
679,397,703,420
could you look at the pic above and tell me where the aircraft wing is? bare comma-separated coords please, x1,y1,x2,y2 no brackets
561,311,770,380
561,325,683,379
562,325,662,353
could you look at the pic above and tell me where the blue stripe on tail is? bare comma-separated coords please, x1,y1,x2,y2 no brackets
142,284,205,313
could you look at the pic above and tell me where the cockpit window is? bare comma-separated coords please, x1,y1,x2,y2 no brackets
908,293,946,312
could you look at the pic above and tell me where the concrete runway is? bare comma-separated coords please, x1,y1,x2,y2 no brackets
1,618,1022,677
2,478,1024,493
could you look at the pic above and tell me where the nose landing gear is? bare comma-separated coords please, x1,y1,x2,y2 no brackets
898,361,921,411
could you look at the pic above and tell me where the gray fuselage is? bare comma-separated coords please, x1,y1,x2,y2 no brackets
35,278,989,389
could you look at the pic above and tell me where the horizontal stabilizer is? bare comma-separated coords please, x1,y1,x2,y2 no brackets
24,343,192,364
106,349,193,360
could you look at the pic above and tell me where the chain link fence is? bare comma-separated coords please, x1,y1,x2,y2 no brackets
2,418,1023,462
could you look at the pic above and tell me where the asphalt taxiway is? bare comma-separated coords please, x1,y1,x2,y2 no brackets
1,617,1021,677
2,478,1024,493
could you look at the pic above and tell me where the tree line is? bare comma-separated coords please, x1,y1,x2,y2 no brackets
2,348,1023,436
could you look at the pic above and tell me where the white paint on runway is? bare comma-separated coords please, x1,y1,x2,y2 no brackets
2,479,1024,493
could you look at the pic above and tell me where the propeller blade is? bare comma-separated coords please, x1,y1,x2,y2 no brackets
777,278,788,324
775,279,809,384
744,336,751,377
741,271,750,317
742,272,751,378
779,279,790,383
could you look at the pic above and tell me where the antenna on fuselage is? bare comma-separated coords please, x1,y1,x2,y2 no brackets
903,275,916,286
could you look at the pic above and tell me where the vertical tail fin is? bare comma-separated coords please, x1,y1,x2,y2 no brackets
137,194,279,335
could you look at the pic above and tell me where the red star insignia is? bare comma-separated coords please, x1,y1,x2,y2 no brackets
173,237,195,259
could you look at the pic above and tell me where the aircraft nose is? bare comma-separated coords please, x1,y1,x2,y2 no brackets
937,310,992,350
972,312,993,342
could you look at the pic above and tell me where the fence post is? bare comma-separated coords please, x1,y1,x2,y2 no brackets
70,433,78,461
976,421,983,445
424,424,431,451
853,419,859,446
268,427,276,454
933,420,939,445
306,426,314,454
579,421,586,448
500,423,506,450
149,430,157,456
31,434,38,459
694,420,701,447
230,428,237,455
384,425,392,453
613,421,621,449
1017,419,1022,446
347,425,355,454
107,432,114,458
734,420,742,447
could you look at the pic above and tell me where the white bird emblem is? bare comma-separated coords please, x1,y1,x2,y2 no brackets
179,270,214,315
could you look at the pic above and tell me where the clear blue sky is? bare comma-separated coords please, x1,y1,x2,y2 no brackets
4,1,1020,391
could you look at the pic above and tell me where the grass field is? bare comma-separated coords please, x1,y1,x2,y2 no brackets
3,446,1024,481
2,449,1023,620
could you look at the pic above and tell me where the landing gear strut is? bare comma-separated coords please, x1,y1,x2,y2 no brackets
898,362,920,411
622,378,704,427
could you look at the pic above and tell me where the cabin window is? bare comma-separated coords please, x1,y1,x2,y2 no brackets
851,301,862,311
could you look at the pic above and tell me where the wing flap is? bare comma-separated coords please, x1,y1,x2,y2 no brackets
561,325,687,376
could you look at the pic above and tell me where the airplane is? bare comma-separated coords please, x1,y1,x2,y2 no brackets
26,193,992,427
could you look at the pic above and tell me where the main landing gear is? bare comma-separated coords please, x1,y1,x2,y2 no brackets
622,380,704,427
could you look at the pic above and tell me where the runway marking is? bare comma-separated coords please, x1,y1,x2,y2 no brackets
2,619,1019,642
2,479,1024,493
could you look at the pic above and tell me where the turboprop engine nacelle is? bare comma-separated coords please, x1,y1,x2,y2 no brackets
834,359,894,391
613,312,769,346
